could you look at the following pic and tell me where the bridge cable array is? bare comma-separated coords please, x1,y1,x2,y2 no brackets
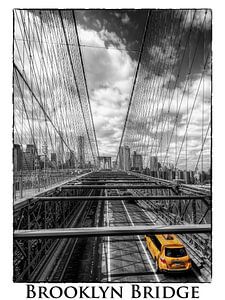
117,9,211,181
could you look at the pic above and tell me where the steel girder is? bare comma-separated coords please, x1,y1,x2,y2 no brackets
13,185,92,281
14,224,211,239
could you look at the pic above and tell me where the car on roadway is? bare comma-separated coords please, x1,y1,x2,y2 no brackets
144,233,192,272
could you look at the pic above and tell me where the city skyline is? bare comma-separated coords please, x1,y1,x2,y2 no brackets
14,9,211,173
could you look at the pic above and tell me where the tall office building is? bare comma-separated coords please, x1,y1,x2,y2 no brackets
119,146,131,171
132,151,143,171
65,151,75,168
26,144,36,155
149,156,158,171
51,153,57,163
78,136,85,168
57,131,65,166
13,144,23,171
23,144,37,171
112,160,117,170
98,156,112,169
51,153,57,168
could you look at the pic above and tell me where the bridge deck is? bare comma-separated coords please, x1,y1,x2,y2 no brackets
13,170,212,283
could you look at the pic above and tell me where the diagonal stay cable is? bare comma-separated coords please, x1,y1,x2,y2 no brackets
14,62,73,153
174,51,210,169
58,10,96,164
116,10,151,165
150,10,197,164
73,10,99,159
194,120,211,172
161,10,208,166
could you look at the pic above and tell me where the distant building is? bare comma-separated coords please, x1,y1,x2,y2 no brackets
35,155,41,169
51,153,57,163
23,152,34,170
57,131,65,166
65,152,70,162
50,153,57,168
119,146,131,171
23,144,37,171
178,170,184,180
78,136,85,168
13,144,23,171
112,160,117,170
149,156,158,171
98,156,112,169
194,170,201,184
26,144,36,155
132,151,143,171
66,151,75,168
190,170,195,183
184,171,191,184
42,143,48,156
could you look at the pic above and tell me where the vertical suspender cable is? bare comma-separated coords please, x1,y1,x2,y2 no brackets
116,10,151,165
72,10,99,161
58,10,96,165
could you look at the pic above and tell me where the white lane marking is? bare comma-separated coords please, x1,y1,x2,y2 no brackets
106,198,111,282
121,200,160,282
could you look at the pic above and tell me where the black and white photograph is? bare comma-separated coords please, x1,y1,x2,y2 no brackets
12,8,212,286
13,8,212,283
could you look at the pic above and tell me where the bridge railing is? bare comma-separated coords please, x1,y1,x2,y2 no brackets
13,169,93,202
13,170,94,282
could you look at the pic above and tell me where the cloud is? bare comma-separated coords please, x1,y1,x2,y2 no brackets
184,9,212,30
122,65,211,170
147,40,178,75
114,12,121,18
121,13,130,25
77,25,137,157
94,19,101,29
113,12,130,25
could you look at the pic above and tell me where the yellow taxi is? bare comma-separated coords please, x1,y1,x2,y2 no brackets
145,233,192,272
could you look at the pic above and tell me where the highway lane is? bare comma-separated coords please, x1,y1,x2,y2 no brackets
101,197,158,282
101,189,202,283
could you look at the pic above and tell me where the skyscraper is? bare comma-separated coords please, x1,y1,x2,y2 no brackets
51,153,57,168
132,151,143,171
149,156,158,171
23,144,37,171
51,153,57,163
119,146,131,171
98,156,112,169
78,136,85,168
57,132,65,167
13,144,23,171
65,151,75,168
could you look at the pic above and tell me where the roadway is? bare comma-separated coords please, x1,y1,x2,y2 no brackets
13,170,211,282
101,188,204,283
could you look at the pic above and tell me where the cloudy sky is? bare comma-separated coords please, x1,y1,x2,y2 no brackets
75,10,148,157
75,9,211,170
14,9,211,171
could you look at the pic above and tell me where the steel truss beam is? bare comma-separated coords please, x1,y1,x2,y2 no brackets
61,184,173,189
80,178,148,180
14,224,211,239
34,195,210,203
129,172,211,196
78,181,154,184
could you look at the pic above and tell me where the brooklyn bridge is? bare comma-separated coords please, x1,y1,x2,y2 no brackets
13,9,211,282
